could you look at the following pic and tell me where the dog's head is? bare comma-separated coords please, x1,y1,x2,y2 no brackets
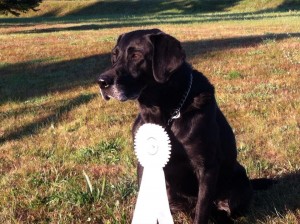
97,29,186,101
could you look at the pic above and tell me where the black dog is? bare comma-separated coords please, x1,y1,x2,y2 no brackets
97,29,253,223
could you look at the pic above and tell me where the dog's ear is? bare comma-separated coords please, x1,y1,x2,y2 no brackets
148,33,186,83
111,34,124,64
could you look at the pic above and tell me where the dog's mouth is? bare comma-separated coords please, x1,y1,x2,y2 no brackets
100,87,140,102
99,89,111,101
103,94,112,101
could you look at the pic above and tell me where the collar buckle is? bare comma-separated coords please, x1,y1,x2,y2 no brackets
171,110,181,120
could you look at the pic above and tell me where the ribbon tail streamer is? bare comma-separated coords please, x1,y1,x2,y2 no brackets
132,168,174,224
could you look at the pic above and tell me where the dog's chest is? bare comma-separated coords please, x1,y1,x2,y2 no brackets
164,136,199,196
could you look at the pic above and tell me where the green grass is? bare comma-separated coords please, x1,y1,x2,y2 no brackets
0,0,300,223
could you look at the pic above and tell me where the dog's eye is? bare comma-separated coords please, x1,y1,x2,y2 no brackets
130,52,142,60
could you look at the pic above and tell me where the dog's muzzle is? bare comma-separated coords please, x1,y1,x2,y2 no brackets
97,73,114,100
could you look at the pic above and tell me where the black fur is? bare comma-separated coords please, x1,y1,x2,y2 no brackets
98,29,254,223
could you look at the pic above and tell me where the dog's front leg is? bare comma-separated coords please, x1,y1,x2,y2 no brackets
194,166,218,224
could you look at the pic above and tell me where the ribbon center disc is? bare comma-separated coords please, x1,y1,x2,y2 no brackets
134,123,171,168
146,137,159,155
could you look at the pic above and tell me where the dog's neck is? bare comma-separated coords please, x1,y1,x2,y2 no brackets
138,62,193,126
167,71,193,125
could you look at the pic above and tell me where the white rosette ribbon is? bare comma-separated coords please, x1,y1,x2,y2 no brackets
132,123,174,224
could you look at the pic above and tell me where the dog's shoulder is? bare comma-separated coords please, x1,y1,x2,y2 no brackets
190,70,215,110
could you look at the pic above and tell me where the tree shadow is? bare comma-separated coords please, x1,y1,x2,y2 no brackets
1,0,299,31
8,11,299,35
1,31,299,144
248,171,300,223
0,0,243,27
182,32,300,58
3,1,229,25
0,53,109,104
0,93,97,144
275,0,300,11
64,0,242,17
1,0,299,28
1,32,299,106
0,54,107,144
4,6,299,35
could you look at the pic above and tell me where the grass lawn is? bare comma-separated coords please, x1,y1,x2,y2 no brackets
0,0,300,223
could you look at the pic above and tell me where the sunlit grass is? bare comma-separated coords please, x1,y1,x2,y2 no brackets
0,0,300,223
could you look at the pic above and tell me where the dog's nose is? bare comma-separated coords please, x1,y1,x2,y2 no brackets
97,75,113,89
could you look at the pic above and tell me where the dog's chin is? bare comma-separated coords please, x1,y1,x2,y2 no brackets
100,89,111,101
100,89,139,102
118,93,139,102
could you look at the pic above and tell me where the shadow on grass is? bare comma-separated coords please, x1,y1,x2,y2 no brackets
37,0,300,18
0,53,107,143
0,53,109,104
182,32,300,57
276,0,300,11
5,10,300,34
47,0,241,17
1,32,299,145
0,93,97,144
1,32,300,105
1,30,299,142
7,13,298,34
248,171,300,222
0,0,299,28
